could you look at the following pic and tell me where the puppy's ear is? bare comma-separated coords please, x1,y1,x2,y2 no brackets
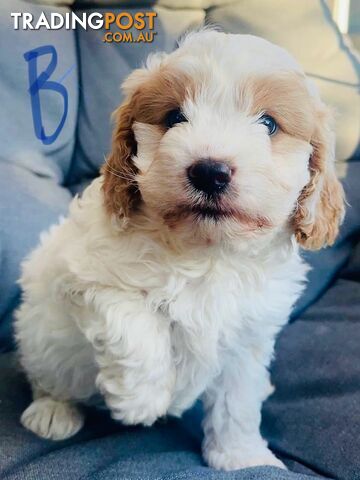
102,98,139,220
102,55,168,220
101,70,146,220
292,106,345,250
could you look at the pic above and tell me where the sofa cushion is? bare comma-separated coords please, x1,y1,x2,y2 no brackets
0,162,72,352
263,244,360,479
0,0,78,183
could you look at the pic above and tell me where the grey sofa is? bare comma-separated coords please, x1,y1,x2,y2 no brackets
0,1,359,479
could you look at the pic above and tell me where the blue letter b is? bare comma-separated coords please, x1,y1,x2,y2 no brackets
24,45,68,145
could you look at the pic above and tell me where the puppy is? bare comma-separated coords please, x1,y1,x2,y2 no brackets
15,31,344,470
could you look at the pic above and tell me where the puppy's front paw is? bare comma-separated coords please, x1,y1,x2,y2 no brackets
98,372,174,426
21,397,84,440
203,440,286,471
108,386,172,426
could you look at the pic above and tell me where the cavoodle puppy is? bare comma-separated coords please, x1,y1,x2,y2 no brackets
15,30,344,470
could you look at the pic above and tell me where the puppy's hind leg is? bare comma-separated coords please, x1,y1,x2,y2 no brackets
21,386,84,440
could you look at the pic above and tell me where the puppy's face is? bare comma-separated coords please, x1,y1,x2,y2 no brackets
103,32,344,249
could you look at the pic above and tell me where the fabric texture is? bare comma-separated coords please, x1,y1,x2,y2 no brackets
0,162,72,352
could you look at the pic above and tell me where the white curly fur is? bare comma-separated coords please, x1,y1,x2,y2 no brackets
15,31,341,471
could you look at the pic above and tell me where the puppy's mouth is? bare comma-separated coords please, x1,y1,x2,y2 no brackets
190,205,233,220
163,202,271,230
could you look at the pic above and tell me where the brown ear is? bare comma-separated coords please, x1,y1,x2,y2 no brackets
101,96,140,220
293,107,345,250
101,55,171,220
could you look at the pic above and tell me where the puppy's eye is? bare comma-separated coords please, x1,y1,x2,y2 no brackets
165,109,187,129
258,114,277,135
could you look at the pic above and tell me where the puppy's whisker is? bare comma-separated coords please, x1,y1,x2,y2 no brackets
102,159,138,184
103,159,131,176
102,167,137,184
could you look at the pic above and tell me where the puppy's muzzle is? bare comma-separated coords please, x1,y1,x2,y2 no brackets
187,159,232,196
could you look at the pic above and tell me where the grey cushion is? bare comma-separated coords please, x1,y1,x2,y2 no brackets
0,0,78,183
264,246,360,479
0,162,71,351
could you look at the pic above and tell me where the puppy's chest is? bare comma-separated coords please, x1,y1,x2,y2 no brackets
144,253,304,357
146,258,274,350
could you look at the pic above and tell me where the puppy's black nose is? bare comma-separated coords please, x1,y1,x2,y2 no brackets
187,160,231,195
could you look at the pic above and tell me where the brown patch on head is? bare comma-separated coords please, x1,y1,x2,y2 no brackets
242,72,315,142
101,66,193,220
129,68,193,125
